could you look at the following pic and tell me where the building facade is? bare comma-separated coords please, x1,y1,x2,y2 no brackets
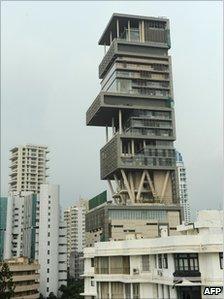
176,151,191,223
38,184,67,297
82,210,223,299
0,257,40,299
64,198,88,279
4,192,37,260
85,13,182,244
0,197,7,261
9,144,49,193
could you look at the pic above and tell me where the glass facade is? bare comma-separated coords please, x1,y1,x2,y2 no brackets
109,209,167,221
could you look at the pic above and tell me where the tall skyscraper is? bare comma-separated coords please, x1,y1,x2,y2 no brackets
38,184,67,297
176,151,191,223
64,198,88,278
9,144,49,193
85,13,181,244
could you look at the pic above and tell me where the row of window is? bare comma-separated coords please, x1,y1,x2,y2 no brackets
92,253,223,274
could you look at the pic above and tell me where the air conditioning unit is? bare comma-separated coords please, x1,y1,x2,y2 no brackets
133,268,139,275
157,270,163,276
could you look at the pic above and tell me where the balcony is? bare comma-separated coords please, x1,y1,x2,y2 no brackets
173,270,201,278
86,92,173,127
100,134,176,179
99,38,169,79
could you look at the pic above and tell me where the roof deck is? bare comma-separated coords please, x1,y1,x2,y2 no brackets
99,13,170,46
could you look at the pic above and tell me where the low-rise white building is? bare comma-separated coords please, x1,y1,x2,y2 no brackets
82,210,223,299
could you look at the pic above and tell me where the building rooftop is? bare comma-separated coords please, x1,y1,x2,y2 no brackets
98,13,169,45
84,210,223,257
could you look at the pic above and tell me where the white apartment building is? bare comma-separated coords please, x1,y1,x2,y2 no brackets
4,191,37,260
9,144,49,193
176,151,191,223
38,184,67,298
82,210,223,299
64,198,87,278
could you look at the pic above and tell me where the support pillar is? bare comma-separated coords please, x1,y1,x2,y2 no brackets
116,19,120,38
128,20,131,41
106,127,108,142
169,286,177,299
164,285,170,299
158,284,163,299
119,109,122,134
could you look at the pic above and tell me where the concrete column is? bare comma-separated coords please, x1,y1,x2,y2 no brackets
109,282,112,299
116,19,119,38
158,284,163,299
112,117,115,135
164,285,170,299
119,109,122,134
142,20,145,42
106,127,109,142
128,20,131,41
169,286,177,299
131,140,135,155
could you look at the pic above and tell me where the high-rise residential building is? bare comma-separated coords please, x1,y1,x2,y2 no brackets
4,192,37,260
0,197,7,261
9,144,49,193
64,198,88,279
0,257,40,299
38,184,67,297
85,13,181,244
82,210,223,299
176,151,191,223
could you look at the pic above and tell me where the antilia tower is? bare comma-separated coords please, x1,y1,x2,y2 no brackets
86,13,182,246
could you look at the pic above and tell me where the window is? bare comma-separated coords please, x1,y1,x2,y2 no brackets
158,254,162,269
47,241,50,246
91,258,94,267
174,253,199,271
47,287,49,292
125,284,131,299
47,250,50,255
47,259,50,264
219,252,223,269
90,277,94,286
133,283,140,299
48,232,50,237
163,254,168,269
47,278,49,283
142,255,150,271
47,268,49,273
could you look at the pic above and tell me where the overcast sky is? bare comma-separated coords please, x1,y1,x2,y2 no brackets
1,1,223,219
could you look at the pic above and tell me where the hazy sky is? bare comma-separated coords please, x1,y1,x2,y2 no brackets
1,1,223,219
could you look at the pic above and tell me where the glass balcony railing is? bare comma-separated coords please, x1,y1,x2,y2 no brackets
119,29,140,42
121,155,175,168
124,127,173,138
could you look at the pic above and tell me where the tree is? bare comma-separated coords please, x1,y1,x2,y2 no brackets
59,279,84,299
47,292,58,299
0,263,15,299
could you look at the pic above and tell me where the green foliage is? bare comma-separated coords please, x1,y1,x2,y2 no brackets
47,292,58,299
0,263,15,299
59,279,84,299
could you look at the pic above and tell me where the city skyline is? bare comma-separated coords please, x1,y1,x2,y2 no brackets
1,1,223,219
